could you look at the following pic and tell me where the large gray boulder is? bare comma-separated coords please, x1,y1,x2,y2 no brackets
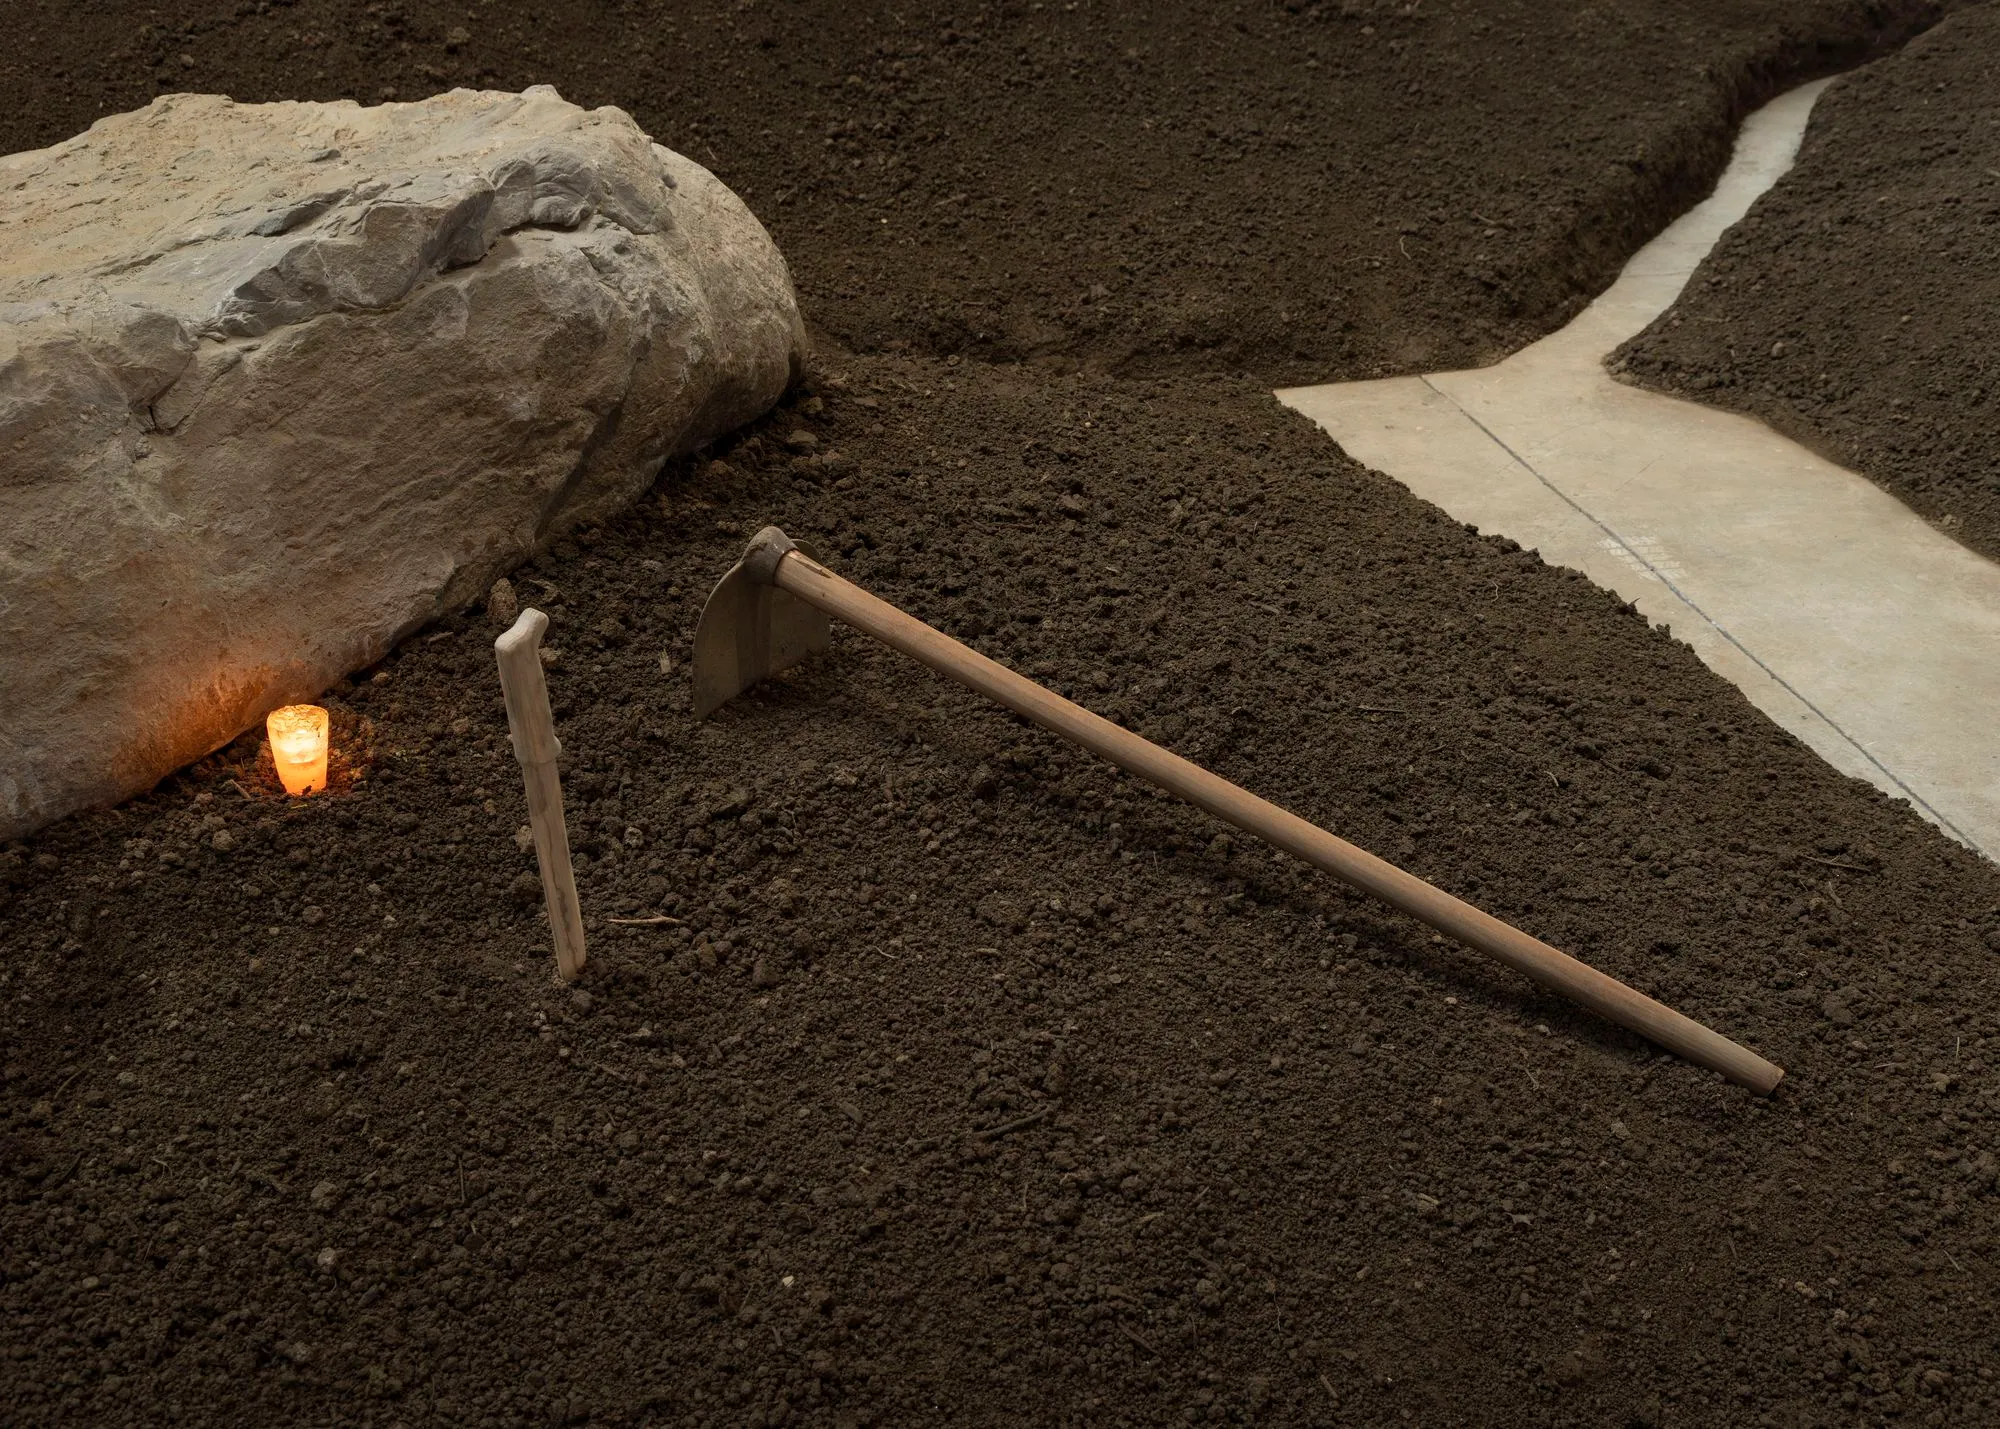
0,86,806,838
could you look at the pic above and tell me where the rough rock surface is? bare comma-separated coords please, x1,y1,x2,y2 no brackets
0,86,805,839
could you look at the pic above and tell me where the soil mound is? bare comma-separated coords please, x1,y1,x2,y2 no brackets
1616,4,2000,563
0,0,1951,384
5,359,1998,1426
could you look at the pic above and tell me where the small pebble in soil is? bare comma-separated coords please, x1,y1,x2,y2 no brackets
487,577,520,627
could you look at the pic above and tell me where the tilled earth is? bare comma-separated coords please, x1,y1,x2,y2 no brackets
8,2,2000,1427
3,361,1999,1427
1616,2,2000,563
0,0,1957,384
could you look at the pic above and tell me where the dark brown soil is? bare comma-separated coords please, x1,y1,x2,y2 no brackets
6,359,2000,1427
1615,4,2000,563
9,3,2000,1427
0,0,1956,384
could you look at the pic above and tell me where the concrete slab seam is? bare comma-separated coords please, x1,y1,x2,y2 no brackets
1412,374,1978,854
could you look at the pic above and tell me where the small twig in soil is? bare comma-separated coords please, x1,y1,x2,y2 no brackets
457,1155,467,1207
974,1106,1051,1141
1117,1322,1159,1357
1804,855,1872,873
52,1067,85,1102
1355,705,1406,715
606,915,684,926
1944,1248,1963,1272
47,1152,84,1189
1319,1372,1339,1402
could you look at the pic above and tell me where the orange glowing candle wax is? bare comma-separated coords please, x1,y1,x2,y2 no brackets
266,704,330,796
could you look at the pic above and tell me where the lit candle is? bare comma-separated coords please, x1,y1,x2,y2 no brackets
267,704,330,796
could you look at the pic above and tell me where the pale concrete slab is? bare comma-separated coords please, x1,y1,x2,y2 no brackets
1279,79,2000,858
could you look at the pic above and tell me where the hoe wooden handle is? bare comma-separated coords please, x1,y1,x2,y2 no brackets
772,548,1783,1095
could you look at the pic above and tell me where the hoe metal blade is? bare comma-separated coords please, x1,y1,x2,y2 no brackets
690,534,831,719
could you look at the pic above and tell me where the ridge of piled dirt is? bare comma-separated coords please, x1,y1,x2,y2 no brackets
0,0,1957,385
5,358,1999,1427
1615,4,2000,563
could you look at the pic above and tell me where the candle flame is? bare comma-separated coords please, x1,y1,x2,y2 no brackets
267,704,330,796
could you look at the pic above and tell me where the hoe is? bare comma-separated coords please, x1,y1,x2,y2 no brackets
687,527,1783,1094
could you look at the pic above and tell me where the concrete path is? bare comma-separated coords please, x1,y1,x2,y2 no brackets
1278,79,2000,860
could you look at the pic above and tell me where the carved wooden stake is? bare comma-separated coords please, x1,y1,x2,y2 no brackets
495,608,586,981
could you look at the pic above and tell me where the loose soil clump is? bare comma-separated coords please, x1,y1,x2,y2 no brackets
5,359,1999,1426
1617,4,2000,562
0,0,1952,384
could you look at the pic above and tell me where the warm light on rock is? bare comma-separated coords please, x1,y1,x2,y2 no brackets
267,705,330,796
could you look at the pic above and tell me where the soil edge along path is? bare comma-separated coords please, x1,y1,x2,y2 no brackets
0,0,1960,384
4,360,1999,1426
1616,3,2000,563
